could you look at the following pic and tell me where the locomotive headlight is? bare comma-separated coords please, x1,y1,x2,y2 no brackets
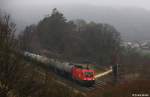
84,78,87,80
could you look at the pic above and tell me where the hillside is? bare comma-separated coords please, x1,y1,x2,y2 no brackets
62,5,150,41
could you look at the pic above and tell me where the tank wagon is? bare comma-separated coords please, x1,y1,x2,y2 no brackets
24,52,95,86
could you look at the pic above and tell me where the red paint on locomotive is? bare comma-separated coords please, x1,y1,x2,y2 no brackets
71,64,95,83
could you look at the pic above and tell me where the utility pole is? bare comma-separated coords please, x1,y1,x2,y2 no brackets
112,63,118,84
112,48,119,85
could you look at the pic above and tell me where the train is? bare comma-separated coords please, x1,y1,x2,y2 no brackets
24,52,95,86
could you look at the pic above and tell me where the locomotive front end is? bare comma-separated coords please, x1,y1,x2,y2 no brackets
72,63,96,86
82,69,95,86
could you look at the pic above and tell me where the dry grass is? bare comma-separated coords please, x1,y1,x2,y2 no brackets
87,79,150,97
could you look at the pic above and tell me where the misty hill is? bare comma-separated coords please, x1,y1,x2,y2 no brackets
8,4,150,41
61,5,150,41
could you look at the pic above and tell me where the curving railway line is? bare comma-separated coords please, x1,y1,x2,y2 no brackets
24,51,113,93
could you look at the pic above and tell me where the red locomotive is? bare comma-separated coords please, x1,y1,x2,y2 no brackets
72,64,95,86
24,52,95,86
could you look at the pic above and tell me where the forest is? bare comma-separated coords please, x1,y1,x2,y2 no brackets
19,8,121,65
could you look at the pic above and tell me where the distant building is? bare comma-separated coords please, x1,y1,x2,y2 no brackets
140,41,150,49
121,41,140,48
132,43,140,48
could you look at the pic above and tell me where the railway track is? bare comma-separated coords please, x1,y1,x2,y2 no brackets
37,64,113,92
24,52,115,94
36,64,113,92
26,60,113,94
79,73,113,92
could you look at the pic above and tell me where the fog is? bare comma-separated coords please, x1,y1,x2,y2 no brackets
1,0,150,28
2,0,150,9
1,0,150,41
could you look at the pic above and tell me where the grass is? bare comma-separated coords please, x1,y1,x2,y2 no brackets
87,79,150,97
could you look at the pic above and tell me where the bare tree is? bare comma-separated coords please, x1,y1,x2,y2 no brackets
0,11,33,97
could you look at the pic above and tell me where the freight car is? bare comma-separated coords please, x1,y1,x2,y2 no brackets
24,52,95,86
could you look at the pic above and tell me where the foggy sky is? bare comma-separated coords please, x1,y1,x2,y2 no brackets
1,0,150,10
1,0,150,35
